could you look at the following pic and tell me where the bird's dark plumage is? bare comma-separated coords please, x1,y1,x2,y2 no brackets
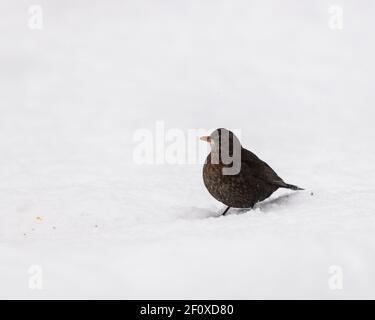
201,128,303,211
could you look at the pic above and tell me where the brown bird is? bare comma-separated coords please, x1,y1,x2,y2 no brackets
201,128,303,215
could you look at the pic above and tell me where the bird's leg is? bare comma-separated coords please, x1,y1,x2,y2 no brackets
222,206,231,216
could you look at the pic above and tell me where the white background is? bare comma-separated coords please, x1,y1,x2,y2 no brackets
0,0,374,298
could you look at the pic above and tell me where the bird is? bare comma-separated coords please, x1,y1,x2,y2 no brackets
200,128,303,215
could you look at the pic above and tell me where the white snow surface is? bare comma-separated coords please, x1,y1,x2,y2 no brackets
1,0,375,299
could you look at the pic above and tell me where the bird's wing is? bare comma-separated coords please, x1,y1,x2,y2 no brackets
241,148,286,186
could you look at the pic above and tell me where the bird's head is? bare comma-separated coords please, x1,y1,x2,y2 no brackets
200,128,242,157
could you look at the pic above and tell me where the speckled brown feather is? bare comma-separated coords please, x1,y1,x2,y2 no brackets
203,148,283,208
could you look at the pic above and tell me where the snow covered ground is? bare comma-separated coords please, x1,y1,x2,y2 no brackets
1,0,375,299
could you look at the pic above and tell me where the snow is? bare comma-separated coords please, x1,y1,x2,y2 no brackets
1,0,375,299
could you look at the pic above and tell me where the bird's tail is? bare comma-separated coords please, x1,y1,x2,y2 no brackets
280,183,304,191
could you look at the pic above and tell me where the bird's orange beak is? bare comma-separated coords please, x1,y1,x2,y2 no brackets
200,136,212,143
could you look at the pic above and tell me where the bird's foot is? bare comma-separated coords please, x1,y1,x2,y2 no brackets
221,206,231,216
